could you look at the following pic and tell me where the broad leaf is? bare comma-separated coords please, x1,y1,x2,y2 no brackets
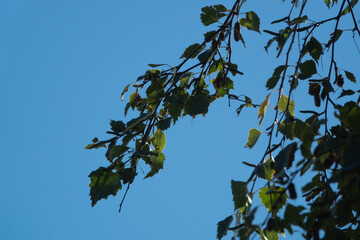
156,117,172,131
217,215,233,240
300,60,317,76
256,158,274,180
184,95,211,117
231,180,251,210
200,6,227,26
151,129,166,152
305,37,323,62
89,167,122,207
109,145,129,161
266,65,287,90
278,93,295,117
245,128,261,149
240,11,260,33
181,43,204,59
259,186,288,214
145,153,166,178
274,142,297,171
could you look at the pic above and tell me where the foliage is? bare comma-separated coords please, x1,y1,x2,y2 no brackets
86,0,360,239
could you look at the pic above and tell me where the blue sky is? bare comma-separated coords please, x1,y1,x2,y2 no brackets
1,0,359,239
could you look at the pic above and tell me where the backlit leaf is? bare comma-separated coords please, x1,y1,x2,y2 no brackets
259,186,288,214
145,153,166,178
240,11,260,33
258,94,270,126
200,6,227,26
278,93,295,117
184,95,211,117
151,129,166,152
245,128,261,149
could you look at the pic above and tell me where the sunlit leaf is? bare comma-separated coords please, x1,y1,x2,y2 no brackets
245,128,262,149
200,6,227,26
240,11,261,33
151,129,166,152
259,186,288,214
181,43,204,59
278,93,295,117
145,153,166,178
258,94,270,126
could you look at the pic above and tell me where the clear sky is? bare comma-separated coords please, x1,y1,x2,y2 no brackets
1,0,359,239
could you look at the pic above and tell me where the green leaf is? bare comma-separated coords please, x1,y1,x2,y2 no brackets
129,92,137,110
110,120,125,133
109,145,129,161
181,43,204,59
85,140,107,149
184,95,210,117
198,49,214,64
325,29,343,48
240,11,261,33
179,72,193,88
266,65,287,90
258,94,270,126
208,60,223,75
231,180,251,210
213,4,228,12
89,167,122,207
278,93,295,117
274,142,297,171
342,0,359,15
287,15,308,25
121,84,131,101
259,186,288,214
284,204,305,226
200,6,227,26
256,158,274,180
344,70,356,83
300,60,317,76
305,37,323,62
217,215,233,240
204,31,218,42
151,129,166,152
148,63,166,68
245,128,261,149
156,117,172,131
145,153,166,178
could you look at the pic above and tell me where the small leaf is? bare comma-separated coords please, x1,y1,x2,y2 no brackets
258,94,270,126
344,70,356,83
287,15,308,25
300,60,317,76
325,29,343,48
305,37,323,62
245,128,262,149
342,0,359,15
151,129,166,152
121,84,131,101
109,145,129,161
204,31,218,42
278,93,295,117
145,153,166,178
110,120,125,133
216,215,233,240
181,43,204,59
274,142,297,171
200,6,227,26
256,158,274,180
148,63,166,68
231,180,251,210
259,186,288,214
156,117,172,131
89,167,122,207
184,95,211,117
266,65,287,90
338,89,355,99
240,11,261,33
